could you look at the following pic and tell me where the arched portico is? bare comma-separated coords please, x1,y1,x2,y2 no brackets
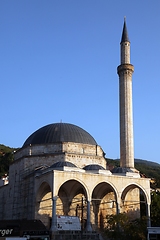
34,171,151,232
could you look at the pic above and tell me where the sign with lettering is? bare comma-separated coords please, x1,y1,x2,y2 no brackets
0,229,13,237
57,215,81,231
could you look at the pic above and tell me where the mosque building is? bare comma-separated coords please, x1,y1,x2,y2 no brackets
0,20,150,233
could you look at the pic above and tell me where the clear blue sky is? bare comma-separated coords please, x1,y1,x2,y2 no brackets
0,1,160,163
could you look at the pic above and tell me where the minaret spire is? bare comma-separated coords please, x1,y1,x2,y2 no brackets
117,19,135,171
120,18,130,64
121,17,130,43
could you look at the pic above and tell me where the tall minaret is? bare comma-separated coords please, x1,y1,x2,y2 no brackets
117,19,135,170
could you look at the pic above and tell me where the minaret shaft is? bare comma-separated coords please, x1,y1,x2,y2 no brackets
121,42,130,64
118,65,134,168
117,20,134,169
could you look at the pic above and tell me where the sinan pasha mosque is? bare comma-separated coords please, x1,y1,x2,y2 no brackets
0,20,150,233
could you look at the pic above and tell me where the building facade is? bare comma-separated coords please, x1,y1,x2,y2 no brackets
0,20,151,232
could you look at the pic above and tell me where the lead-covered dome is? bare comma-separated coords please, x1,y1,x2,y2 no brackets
23,123,97,147
83,164,105,171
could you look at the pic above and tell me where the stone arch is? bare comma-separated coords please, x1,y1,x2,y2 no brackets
54,176,90,199
36,178,52,195
91,181,118,230
121,183,149,203
35,181,52,229
121,183,149,219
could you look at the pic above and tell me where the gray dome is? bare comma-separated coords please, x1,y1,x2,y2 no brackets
50,161,77,168
23,123,97,147
83,164,105,171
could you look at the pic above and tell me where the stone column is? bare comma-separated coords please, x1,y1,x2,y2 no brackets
116,201,121,215
86,200,92,231
50,196,58,232
146,203,151,227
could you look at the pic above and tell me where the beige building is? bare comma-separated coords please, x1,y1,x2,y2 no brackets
0,20,151,233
